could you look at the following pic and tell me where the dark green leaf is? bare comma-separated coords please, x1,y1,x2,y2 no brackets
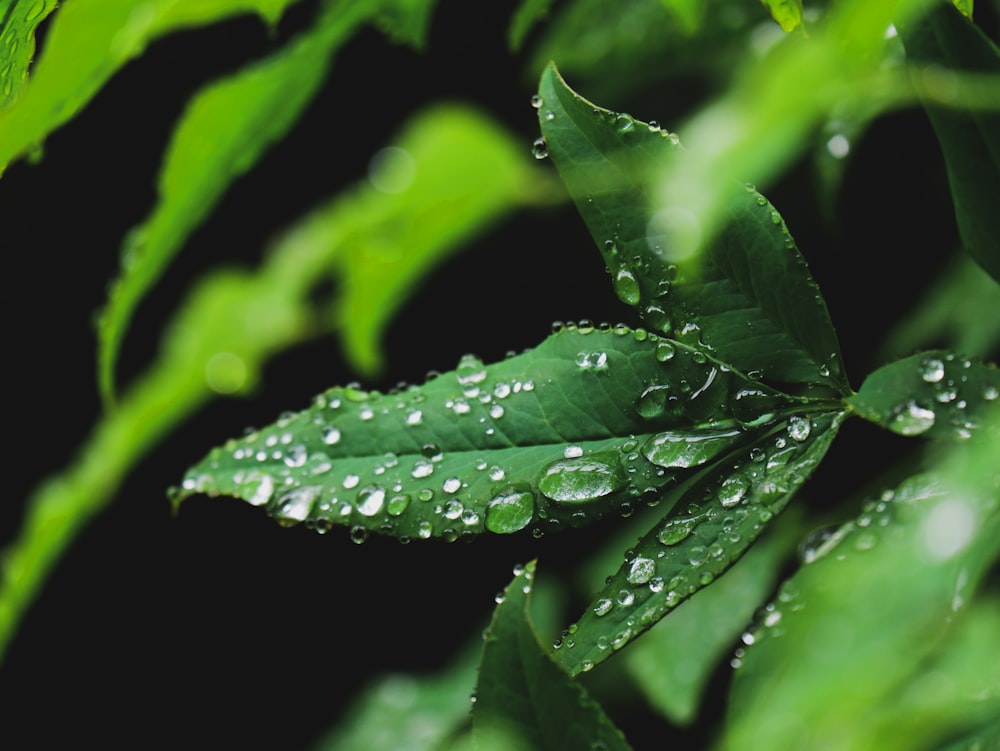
373,0,439,49
623,509,801,724
537,63,849,396
175,326,808,542
508,0,555,51
898,3,1000,284
847,350,1000,440
551,410,843,676
473,561,632,751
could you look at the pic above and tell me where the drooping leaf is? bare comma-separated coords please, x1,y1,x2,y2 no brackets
472,561,632,751
0,0,307,174
898,2,1000,284
0,0,58,111
759,0,803,32
722,412,1000,751
622,508,801,724
537,62,850,396
551,410,843,676
175,326,813,542
96,1,376,405
847,350,1000,440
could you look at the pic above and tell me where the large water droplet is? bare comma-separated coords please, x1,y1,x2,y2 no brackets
787,416,811,442
272,486,322,526
485,485,536,534
641,427,742,468
627,557,656,585
657,515,699,545
634,384,679,420
718,476,749,508
531,137,549,159
892,400,936,436
538,452,625,504
920,357,945,383
356,485,386,516
614,267,641,306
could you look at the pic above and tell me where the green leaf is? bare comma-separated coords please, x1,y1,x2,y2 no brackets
898,3,1000,284
722,412,1000,751
536,62,849,396
373,0,439,49
0,0,306,174
0,0,58,110
96,1,375,405
472,561,632,751
655,0,703,34
551,410,842,676
508,0,555,51
312,645,479,751
623,509,801,724
759,0,803,32
175,326,812,542
847,350,1000,440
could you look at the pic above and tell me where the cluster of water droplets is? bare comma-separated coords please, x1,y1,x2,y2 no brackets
552,412,831,665
888,353,997,438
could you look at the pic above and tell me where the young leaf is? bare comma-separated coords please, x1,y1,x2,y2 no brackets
847,350,1000,440
0,0,58,111
0,0,305,174
473,561,632,751
96,1,375,404
552,410,844,676
898,3,1000,285
175,326,809,542
536,63,849,396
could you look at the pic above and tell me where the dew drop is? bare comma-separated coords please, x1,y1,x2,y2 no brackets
593,598,613,616
322,426,342,445
787,416,811,442
485,486,536,534
657,515,698,545
530,94,543,109
443,477,462,494
641,427,741,469
613,267,641,306
719,476,749,508
892,400,936,436
920,357,945,383
627,557,656,585
387,493,411,516
356,485,386,516
538,452,625,504
531,136,549,159
655,341,676,362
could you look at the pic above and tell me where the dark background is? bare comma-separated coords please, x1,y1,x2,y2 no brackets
2,1,997,749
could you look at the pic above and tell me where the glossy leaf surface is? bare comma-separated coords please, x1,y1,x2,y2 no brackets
552,411,843,676
536,63,849,395
847,350,1000,439
473,561,631,751
899,2,1000,284
176,326,807,541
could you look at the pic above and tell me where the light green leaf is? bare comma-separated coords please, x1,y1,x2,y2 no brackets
623,509,801,724
536,63,849,396
951,0,974,19
472,561,632,751
552,410,843,676
175,326,811,542
0,0,306,173
0,0,58,110
722,411,1000,751
898,2,1000,284
847,350,1000,440
96,1,375,405
759,0,802,32
656,0,703,34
